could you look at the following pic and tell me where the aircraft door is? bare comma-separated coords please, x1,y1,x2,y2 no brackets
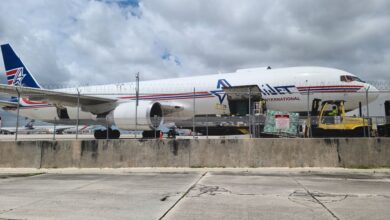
222,85,263,116
56,107,70,119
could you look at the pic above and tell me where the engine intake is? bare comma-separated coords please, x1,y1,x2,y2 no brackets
110,101,163,130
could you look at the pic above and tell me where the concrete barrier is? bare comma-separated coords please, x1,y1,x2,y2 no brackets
0,138,389,168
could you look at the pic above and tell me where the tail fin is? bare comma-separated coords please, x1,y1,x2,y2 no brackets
1,44,41,88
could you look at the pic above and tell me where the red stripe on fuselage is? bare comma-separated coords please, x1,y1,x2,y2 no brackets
119,91,211,99
296,85,364,89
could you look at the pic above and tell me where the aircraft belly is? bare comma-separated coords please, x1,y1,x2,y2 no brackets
197,97,229,115
164,97,225,118
19,107,58,121
15,106,95,122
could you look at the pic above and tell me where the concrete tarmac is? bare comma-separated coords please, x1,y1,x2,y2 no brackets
0,168,389,220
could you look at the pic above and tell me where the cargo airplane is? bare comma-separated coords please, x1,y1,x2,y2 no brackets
0,44,379,138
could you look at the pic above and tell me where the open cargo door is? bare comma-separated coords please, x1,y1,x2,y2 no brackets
222,85,263,116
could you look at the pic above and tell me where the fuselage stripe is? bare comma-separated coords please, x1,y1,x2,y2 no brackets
8,84,366,110
296,85,364,88
119,91,211,99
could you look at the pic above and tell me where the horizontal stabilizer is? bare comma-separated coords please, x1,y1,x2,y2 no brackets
0,99,18,108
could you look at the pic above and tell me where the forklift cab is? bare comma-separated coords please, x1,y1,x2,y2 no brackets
311,99,367,130
319,100,345,125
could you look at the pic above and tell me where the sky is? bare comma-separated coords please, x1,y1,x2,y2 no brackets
0,0,390,88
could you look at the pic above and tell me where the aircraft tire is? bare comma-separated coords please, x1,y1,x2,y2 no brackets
94,130,106,139
142,130,159,139
109,129,120,139
94,129,121,139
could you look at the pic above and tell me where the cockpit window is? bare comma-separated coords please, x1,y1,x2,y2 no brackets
340,75,365,83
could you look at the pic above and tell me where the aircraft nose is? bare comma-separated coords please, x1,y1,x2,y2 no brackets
364,84,380,103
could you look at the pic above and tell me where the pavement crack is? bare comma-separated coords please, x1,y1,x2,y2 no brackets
292,177,340,220
190,184,262,197
159,171,208,220
288,190,348,206
191,184,230,197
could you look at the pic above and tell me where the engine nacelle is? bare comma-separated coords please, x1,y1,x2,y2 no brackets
109,101,163,130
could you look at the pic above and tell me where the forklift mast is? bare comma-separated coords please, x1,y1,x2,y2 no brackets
385,101,390,117
311,99,322,116
385,101,390,124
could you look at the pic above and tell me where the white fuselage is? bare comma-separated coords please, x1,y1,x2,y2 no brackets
14,66,379,126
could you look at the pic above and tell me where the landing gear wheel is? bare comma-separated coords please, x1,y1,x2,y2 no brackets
142,130,160,139
94,130,106,139
94,129,121,139
110,129,120,139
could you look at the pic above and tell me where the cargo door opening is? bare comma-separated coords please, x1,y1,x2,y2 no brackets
222,85,263,116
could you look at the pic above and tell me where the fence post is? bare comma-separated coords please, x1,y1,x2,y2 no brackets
106,115,109,140
15,87,20,141
135,72,139,131
193,88,196,138
154,118,157,139
53,117,57,140
76,88,80,139
206,114,209,139
248,88,252,138
365,86,371,138
306,88,310,138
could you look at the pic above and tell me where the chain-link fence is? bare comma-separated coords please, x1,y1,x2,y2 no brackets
1,88,389,140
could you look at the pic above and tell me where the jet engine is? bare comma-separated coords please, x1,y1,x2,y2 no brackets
109,101,163,130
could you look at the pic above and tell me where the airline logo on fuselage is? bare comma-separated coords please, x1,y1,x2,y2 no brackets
211,79,298,104
210,79,231,104
211,79,363,104
260,84,295,95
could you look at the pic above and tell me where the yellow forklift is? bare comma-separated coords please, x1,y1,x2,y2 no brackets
308,99,370,137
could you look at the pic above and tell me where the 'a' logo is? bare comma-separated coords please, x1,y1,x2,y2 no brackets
216,79,231,89
211,79,232,104
12,68,26,86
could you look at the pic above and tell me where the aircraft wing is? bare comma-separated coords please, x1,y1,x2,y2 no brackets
0,84,118,114
0,99,18,108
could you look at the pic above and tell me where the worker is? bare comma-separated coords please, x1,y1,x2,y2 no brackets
328,106,338,116
327,106,338,124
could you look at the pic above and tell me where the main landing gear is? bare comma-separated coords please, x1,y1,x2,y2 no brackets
94,128,120,139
